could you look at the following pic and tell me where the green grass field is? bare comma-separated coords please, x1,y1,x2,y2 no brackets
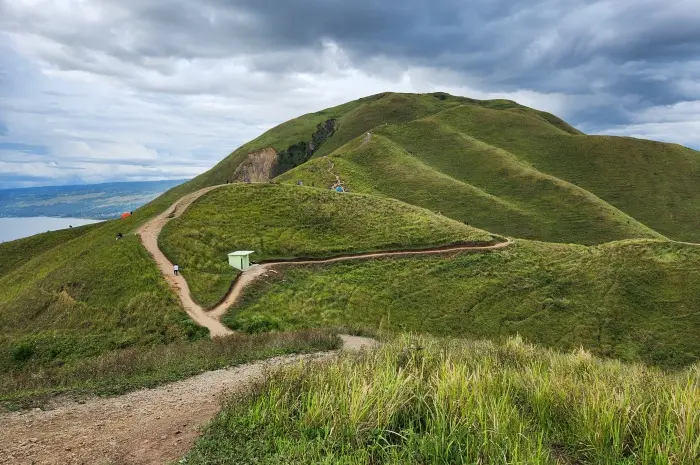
159,183,498,308
183,335,700,464
225,239,700,368
0,212,209,380
0,329,339,408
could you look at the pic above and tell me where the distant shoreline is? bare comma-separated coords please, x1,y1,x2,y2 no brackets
0,217,103,243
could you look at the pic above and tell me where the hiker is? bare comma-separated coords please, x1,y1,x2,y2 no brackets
173,264,179,276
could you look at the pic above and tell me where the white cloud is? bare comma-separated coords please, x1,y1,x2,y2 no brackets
0,0,698,188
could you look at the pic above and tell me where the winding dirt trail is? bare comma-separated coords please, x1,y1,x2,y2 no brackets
138,186,232,337
139,184,512,333
0,335,377,465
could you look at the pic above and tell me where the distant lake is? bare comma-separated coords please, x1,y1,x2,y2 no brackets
0,217,103,243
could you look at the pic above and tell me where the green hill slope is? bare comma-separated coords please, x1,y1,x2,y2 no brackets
429,104,700,242
185,335,700,464
143,92,700,245
159,183,498,308
225,239,700,368
0,214,206,377
278,132,662,244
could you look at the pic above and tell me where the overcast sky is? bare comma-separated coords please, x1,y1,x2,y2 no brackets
1,0,699,188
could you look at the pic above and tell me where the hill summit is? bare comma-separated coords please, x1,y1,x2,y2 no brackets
184,92,699,245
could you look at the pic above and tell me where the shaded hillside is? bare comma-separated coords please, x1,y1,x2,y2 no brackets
225,239,700,368
159,183,498,308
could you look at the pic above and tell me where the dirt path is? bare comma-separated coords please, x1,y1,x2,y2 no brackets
140,184,511,332
209,240,512,318
137,186,232,337
0,336,377,465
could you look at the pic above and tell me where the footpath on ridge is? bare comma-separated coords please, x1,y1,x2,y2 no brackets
139,184,512,336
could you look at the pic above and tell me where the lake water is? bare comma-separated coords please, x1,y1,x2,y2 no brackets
0,217,103,243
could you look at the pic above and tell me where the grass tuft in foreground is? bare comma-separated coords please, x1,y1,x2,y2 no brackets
1,330,340,408
184,335,700,464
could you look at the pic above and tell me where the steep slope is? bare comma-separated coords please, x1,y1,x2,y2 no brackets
159,183,499,308
278,132,663,244
274,95,700,244
226,239,700,368
430,104,700,242
174,92,578,193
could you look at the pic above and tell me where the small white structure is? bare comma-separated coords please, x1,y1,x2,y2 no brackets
228,250,255,271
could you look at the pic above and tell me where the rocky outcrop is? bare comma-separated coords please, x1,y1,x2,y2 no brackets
274,119,336,176
230,147,278,183
230,119,337,182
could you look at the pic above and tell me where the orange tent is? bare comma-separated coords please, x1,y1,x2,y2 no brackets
120,212,132,219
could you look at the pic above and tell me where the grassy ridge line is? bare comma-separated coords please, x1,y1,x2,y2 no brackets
184,335,700,464
431,103,700,242
279,130,662,244
377,118,664,243
224,239,700,368
159,183,496,308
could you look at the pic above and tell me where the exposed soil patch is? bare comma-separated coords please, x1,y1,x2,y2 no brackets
0,336,377,465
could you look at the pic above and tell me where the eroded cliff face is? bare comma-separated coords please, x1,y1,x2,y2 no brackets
230,119,337,183
230,147,278,183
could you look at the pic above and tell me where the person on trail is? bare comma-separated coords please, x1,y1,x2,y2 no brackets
174,264,179,276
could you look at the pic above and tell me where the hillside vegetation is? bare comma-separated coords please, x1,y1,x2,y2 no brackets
143,92,700,245
0,211,207,379
226,240,700,368
278,133,662,244
160,183,497,308
184,335,700,464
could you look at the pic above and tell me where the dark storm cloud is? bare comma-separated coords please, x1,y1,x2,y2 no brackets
4,0,698,105
1,0,699,188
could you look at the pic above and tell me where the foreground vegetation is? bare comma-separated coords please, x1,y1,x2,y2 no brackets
184,335,700,464
226,239,700,368
0,329,340,408
160,183,496,307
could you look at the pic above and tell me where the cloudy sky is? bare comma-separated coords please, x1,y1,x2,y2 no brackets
1,0,699,188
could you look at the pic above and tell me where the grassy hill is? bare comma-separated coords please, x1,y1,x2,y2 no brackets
0,213,207,374
225,239,700,368
184,335,700,464
141,92,700,245
4,90,700,405
278,133,663,244
159,183,498,308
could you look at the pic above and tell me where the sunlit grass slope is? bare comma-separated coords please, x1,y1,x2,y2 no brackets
184,335,700,464
279,132,663,244
429,104,700,242
159,183,498,308
226,240,700,368
0,213,208,378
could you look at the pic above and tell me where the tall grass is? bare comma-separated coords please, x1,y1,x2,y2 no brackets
1,329,340,407
184,335,700,464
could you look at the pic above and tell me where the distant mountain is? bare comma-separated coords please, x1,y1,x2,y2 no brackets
0,179,188,219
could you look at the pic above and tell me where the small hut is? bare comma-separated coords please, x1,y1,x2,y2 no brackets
228,250,255,271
